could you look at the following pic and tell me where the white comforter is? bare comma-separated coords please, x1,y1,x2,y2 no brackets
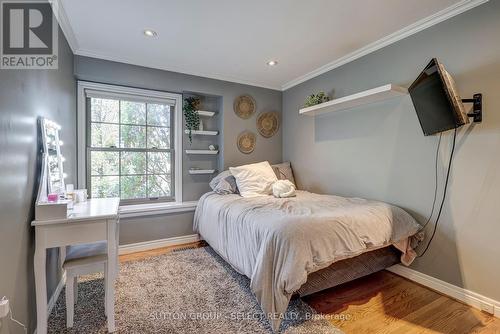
193,191,421,331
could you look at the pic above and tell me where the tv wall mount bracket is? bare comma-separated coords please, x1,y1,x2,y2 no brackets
462,93,482,123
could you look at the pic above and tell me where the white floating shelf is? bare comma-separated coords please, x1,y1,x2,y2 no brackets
299,84,408,116
189,169,216,175
185,150,219,155
196,110,216,117
185,130,219,136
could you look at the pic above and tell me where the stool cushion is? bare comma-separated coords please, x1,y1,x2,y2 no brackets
63,242,108,269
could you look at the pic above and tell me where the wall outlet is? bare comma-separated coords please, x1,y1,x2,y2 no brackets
0,297,9,318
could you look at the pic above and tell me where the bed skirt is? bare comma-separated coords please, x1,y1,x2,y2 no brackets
296,246,400,297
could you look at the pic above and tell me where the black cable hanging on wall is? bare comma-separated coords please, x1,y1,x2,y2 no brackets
418,127,458,258
419,132,442,232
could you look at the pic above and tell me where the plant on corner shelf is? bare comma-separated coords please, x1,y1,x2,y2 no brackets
183,97,201,144
303,91,330,108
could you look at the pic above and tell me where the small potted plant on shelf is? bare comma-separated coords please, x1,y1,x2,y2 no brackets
183,97,201,144
303,91,330,107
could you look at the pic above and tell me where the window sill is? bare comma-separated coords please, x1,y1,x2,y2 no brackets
119,201,198,219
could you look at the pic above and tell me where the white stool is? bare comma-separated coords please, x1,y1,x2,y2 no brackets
63,242,108,328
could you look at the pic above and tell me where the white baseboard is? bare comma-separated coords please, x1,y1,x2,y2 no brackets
119,234,200,255
387,264,500,318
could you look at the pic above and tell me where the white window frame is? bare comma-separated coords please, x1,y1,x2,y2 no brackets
77,81,184,211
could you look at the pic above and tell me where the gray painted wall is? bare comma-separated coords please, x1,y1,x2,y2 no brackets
283,1,500,301
0,29,76,333
74,56,282,244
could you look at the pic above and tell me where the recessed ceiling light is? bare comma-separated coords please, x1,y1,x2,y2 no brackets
267,60,278,66
143,29,158,38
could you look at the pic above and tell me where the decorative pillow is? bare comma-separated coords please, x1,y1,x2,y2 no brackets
229,161,278,198
209,170,239,195
272,162,296,187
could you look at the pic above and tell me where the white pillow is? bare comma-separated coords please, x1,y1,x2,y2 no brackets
229,161,278,198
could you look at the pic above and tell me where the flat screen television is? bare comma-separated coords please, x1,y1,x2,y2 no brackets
409,58,468,136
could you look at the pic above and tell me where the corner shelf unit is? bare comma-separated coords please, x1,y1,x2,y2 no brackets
189,169,216,175
184,130,219,136
183,93,222,182
185,150,219,155
299,84,408,116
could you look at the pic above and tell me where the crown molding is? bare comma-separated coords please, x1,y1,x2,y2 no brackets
49,0,79,52
281,0,489,91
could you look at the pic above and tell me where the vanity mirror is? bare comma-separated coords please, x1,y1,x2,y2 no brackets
35,118,68,220
42,118,65,195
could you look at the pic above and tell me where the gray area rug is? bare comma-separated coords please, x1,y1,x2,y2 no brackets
48,246,342,333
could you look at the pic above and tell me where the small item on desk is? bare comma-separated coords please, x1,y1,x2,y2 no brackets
74,189,88,203
47,193,58,202
66,184,75,202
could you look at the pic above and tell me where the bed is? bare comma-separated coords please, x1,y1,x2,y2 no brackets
193,190,422,331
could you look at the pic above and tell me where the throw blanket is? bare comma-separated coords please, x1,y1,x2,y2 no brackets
193,191,421,331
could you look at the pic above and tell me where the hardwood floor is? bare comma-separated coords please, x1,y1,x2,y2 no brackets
120,244,500,333
303,270,500,334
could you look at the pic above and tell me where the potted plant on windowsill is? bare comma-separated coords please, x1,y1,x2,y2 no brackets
183,97,201,144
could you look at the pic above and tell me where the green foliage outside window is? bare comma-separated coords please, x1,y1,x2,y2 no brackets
89,97,173,202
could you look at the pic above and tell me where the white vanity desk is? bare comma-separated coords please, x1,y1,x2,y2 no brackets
32,197,120,334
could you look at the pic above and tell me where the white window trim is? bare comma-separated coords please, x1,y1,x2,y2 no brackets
119,200,198,219
77,81,184,212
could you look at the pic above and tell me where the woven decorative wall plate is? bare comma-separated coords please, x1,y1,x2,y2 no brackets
237,131,256,154
234,95,256,119
257,112,280,138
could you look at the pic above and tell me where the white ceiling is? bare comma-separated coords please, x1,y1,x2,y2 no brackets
57,0,486,90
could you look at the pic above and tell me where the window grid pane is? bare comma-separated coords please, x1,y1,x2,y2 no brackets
90,151,119,176
90,123,119,148
147,174,172,198
120,125,146,148
147,126,170,149
88,98,173,202
120,100,146,125
91,98,119,123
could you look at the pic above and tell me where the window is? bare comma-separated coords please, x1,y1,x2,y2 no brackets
78,82,182,205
